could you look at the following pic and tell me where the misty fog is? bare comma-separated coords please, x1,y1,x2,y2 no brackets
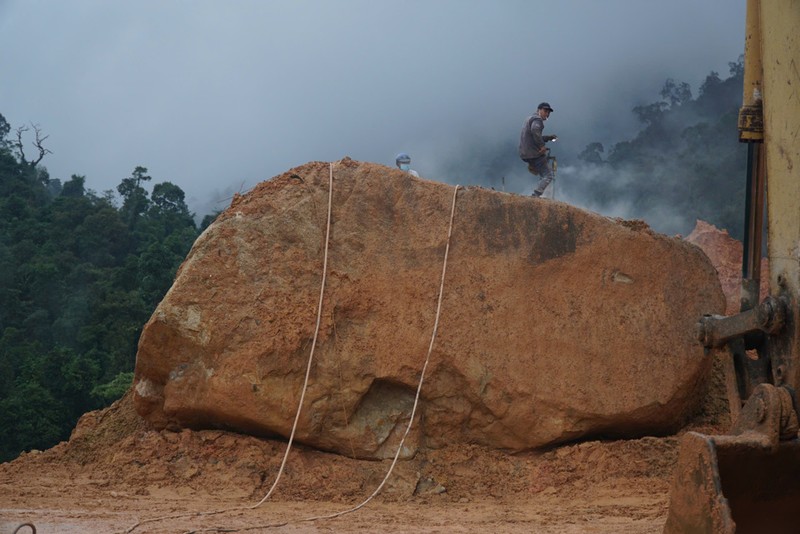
1,1,746,235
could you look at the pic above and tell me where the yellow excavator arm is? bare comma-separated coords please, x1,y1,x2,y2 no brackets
664,1,800,533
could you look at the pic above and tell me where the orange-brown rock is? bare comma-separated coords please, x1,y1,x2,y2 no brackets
133,158,725,459
685,220,769,315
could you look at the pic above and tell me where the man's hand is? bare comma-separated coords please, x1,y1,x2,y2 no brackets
543,135,558,142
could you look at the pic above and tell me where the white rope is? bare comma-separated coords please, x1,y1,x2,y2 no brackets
188,184,462,533
248,160,335,506
123,161,337,534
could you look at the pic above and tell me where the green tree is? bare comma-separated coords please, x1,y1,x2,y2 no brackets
61,174,86,198
117,166,152,229
660,78,693,107
578,142,605,165
0,124,202,461
0,382,63,457
0,113,11,152
571,56,747,239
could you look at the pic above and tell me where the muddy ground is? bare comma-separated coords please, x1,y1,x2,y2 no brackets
0,358,729,534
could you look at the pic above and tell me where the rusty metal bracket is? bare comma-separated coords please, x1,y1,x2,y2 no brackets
696,295,787,349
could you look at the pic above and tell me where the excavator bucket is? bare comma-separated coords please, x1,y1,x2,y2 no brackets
664,431,800,534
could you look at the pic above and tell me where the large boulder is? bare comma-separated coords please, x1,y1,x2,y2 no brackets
133,158,725,459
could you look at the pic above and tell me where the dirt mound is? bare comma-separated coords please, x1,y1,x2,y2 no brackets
21,391,700,504
2,389,708,533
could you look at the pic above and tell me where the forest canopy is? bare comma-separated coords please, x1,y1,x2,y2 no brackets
0,119,205,461
564,56,747,238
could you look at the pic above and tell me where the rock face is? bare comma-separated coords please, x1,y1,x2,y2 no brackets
133,158,725,459
685,220,769,315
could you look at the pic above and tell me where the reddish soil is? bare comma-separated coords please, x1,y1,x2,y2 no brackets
0,367,729,534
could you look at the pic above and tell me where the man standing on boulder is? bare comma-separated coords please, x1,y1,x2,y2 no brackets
519,102,557,197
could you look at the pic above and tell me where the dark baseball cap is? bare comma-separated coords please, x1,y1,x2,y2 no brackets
538,102,554,112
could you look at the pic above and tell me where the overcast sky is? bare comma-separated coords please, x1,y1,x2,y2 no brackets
1,1,746,218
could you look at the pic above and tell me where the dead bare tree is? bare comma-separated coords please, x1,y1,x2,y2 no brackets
14,123,52,167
